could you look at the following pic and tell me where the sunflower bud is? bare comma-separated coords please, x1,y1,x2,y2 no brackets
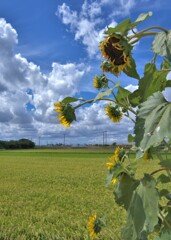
93,74,108,90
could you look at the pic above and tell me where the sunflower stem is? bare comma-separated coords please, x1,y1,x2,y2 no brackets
124,114,136,124
129,32,158,45
135,26,168,35
128,26,168,40
74,98,136,115
107,78,117,86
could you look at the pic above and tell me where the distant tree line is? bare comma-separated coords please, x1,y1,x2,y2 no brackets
0,139,35,149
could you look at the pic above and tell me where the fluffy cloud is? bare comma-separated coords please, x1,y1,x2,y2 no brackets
56,0,142,57
0,17,136,145
57,1,117,57
0,18,90,142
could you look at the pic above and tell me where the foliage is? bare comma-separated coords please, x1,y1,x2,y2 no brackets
54,11,171,240
0,138,35,149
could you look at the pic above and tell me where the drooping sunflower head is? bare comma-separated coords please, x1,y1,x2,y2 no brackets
106,155,117,170
93,74,108,90
112,177,117,185
54,101,76,128
100,34,131,76
87,214,102,239
105,104,122,123
114,147,120,160
106,147,120,170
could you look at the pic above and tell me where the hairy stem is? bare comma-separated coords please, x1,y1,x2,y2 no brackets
74,98,137,115
159,211,171,229
128,26,168,40
129,32,158,45
150,168,168,176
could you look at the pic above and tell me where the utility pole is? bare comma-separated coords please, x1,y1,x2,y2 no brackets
63,134,65,146
103,131,107,145
39,136,41,146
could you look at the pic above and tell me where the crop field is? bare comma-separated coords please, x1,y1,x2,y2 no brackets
0,148,170,240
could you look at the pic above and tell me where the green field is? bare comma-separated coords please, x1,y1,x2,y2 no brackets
0,149,169,240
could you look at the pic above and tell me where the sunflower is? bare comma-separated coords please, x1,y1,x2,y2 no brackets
54,101,76,128
106,155,116,170
100,34,131,76
112,177,117,185
93,76,101,90
105,104,122,123
93,75,108,90
87,214,102,239
106,147,120,170
114,147,120,160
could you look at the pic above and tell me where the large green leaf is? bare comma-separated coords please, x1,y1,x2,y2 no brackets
105,12,152,36
137,92,171,155
128,134,135,143
123,56,140,80
134,116,145,148
62,97,82,104
166,80,171,87
106,164,124,186
159,159,171,169
155,231,171,240
157,174,171,184
116,86,131,105
160,59,171,70
93,88,113,102
129,89,140,107
122,174,159,240
152,31,171,61
105,18,132,35
94,82,120,102
134,12,153,25
139,63,168,102
114,174,139,210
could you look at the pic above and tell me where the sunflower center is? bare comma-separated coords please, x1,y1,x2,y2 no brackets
104,36,128,66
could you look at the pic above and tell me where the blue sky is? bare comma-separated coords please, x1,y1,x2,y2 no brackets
0,0,171,145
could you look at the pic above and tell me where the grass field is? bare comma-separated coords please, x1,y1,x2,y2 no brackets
0,149,170,239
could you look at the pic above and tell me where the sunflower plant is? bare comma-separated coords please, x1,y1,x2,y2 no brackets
54,11,171,240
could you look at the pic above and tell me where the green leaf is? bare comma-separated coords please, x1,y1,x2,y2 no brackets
139,63,168,103
128,89,140,107
116,86,131,105
134,12,153,25
122,174,159,240
94,82,120,102
160,59,171,70
62,97,82,104
114,174,139,210
152,31,171,61
94,88,113,102
106,164,124,186
128,134,135,143
159,159,171,168
123,56,140,80
157,174,171,184
166,80,171,87
105,19,132,35
134,116,145,148
138,92,171,154
159,189,170,198
155,231,171,240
